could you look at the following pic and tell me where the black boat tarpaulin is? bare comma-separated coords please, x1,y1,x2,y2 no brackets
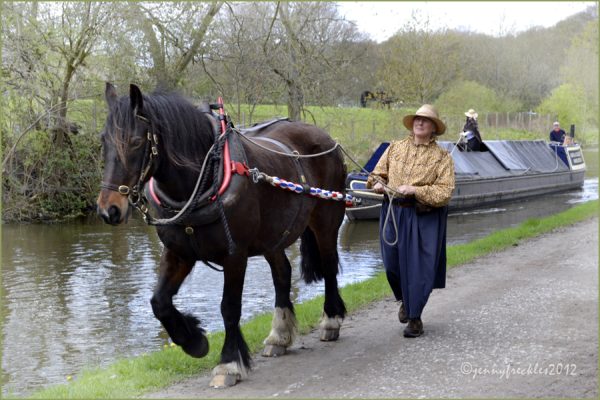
484,140,568,173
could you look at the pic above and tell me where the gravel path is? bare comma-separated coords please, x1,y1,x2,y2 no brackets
145,218,598,398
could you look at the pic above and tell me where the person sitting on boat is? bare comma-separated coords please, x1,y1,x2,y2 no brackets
461,109,482,151
550,121,566,143
366,104,455,338
563,135,574,146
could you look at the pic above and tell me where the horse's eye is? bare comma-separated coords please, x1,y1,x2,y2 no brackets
129,137,145,147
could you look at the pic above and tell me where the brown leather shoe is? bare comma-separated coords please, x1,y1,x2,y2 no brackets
398,303,408,324
403,318,424,338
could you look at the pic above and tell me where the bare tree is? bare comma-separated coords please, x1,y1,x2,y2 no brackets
130,1,224,90
54,2,113,145
197,2,282,122
259,1,364,120
3,2,114,146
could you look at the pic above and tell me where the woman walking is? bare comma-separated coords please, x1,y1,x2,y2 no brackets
367,104,455,337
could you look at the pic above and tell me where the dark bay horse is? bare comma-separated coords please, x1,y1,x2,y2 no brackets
96,83,347,387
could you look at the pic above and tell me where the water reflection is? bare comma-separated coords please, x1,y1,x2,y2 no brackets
1,150,597,396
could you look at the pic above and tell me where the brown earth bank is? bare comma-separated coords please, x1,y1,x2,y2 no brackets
145,218,598,399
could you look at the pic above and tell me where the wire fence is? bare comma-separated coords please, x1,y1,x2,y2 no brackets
443,112,557,141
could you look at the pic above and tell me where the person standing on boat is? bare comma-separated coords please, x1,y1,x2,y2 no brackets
462,109,482,151
366,104,455,338
550,121,566,143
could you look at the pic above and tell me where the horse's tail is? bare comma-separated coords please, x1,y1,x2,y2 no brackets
300,226,324,284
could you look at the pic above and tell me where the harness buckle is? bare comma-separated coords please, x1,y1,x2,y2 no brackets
118,185,130,195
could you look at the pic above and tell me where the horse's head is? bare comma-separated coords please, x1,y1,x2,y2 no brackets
97,83,155,225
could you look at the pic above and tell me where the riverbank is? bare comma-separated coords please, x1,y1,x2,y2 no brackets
25,200,598,399
147,216,599,398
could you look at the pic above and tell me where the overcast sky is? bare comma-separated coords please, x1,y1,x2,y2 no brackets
337,1,595,42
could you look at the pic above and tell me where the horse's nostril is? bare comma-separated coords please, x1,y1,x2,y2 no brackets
108,205,121,224
97,206,110,223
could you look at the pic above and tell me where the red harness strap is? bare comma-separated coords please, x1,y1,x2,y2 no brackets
216,97,232,196
231,161,250,176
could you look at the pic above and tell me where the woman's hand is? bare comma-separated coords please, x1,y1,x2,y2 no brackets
396,185,416,196
373,182,385,194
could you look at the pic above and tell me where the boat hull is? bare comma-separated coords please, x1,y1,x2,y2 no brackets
346,170,585,220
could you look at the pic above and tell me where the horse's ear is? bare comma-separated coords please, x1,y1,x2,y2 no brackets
105,82,118,109
130,84,144,114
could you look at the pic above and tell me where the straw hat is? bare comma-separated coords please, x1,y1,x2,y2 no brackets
465,109,478,119
402,104,446,135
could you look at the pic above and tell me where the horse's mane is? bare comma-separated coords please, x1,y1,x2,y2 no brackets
106,91,215,171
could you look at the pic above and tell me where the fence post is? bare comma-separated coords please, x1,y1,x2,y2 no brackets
92,99,97,133
495,112,499,139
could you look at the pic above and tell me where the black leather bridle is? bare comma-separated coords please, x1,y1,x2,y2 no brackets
99,114,158,211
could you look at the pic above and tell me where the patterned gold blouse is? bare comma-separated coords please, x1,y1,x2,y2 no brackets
366,135,455,207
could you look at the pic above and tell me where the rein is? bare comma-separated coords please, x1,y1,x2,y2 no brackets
239,133,341,158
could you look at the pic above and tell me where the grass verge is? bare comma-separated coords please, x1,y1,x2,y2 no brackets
27,200,598,399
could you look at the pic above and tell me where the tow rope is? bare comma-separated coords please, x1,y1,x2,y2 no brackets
247,167,358,207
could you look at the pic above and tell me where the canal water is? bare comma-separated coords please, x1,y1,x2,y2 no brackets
1,149,597,397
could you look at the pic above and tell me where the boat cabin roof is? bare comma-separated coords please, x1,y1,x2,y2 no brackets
438,140,570,179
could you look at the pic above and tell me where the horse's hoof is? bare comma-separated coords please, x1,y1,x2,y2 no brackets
320,328,340,341
262,344,287,357
210,374,240,388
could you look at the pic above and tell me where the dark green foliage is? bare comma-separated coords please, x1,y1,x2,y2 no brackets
2,131,101,223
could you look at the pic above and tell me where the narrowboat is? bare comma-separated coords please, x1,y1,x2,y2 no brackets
345,139,586,221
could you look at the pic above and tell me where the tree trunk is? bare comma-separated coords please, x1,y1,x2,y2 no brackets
140,2,224,90
173,2,224,85
279,2,304,121
287,78,303,122
139,13,170,89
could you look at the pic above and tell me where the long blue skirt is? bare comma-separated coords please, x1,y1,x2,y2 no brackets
379,202,448,319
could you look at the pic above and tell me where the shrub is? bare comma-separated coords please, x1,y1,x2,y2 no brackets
435,80,522,117
536,83,587,129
